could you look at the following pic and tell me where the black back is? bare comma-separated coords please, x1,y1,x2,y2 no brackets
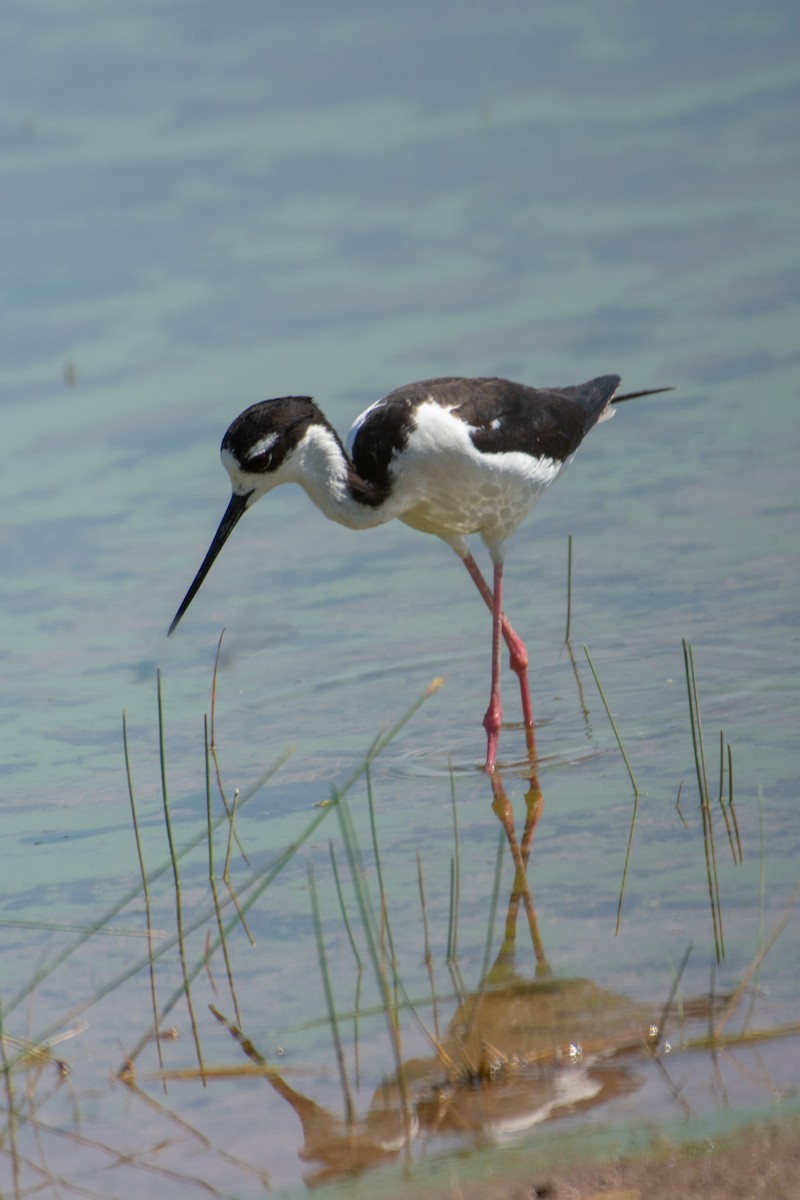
350,375,621,490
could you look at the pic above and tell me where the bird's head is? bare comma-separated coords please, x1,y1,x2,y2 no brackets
168,396,325,635
221,395,326,502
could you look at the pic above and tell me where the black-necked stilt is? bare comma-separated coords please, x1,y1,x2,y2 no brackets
169,375,671,772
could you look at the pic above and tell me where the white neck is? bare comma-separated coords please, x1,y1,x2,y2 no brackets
289,424,400,530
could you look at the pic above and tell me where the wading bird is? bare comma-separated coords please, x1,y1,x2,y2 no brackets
169,375,670,771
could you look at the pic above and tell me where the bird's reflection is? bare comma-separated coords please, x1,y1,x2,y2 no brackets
257,965,652,1188
488,752,548,976
211,757,714,1189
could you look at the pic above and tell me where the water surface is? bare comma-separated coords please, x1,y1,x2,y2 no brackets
1,1,798,1195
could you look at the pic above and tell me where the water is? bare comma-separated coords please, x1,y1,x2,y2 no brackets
1,1,798,1195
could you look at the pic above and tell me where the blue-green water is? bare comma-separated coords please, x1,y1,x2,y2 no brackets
1,2,798,1195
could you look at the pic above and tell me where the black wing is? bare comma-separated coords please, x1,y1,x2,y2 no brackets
350,375,621,487
456,375,621,462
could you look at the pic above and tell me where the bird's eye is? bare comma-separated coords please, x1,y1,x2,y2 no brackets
245,432,280,471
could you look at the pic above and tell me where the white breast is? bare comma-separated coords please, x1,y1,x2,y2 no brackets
391,402,565,544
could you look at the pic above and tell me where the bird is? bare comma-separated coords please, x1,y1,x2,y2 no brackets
168,375,671,772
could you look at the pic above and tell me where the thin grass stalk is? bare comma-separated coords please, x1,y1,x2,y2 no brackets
416,851,432,970
222,788,254,945
210,631,250,869
4,748,287,1070
205,715,241,1026
462,830,505,1047
122,709,164,1082
121,677,443,1070
614,792,640,937
416,850,441,1044
716,731,739,862
329,840,362,970
565,637,592,736
683,641,711,803
118,1056,265,1181
352,968,363,1091
308,864,355,1126
222,789,239,879
448,760,461,960
679,1020,800,1054
157,670,206,1081
565,533,573,642
14,679,439,1071
382,893,396,996
4,743,291,1033
583,646,639,796
713,883,799,1040
707,958,718,1053
682,640,724,962
124,696,429,1060
727,743,742,863
120,832,318,1069
675,780,688,829
652,1053,695,1118
205,715,215,885
17,1103,229,1193
717,730,731,844
479,829,506,987
583,646,640,933
0,999,23,1197
365,762,397,979
334,797,394,1027
447,956,468,1010
334,797,413,1143
446,856,457,963
743,785,767,1030
27,1087,65,1197
653,943,693,1050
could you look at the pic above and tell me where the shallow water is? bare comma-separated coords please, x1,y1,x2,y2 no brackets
1,1,799,1195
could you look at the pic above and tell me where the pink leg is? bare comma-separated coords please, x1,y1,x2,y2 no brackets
481,559,505,773
462,553,535,731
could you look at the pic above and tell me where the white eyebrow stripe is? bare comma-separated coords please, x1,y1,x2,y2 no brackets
245,432,279,460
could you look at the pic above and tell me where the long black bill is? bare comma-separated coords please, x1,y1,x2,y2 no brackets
168,491,251,636
613,385,675,403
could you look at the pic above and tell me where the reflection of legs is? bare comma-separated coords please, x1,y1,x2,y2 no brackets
519,773,544,866
490,771,548,973
462,553,537,764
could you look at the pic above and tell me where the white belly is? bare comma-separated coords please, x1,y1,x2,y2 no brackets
392,404,566,543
